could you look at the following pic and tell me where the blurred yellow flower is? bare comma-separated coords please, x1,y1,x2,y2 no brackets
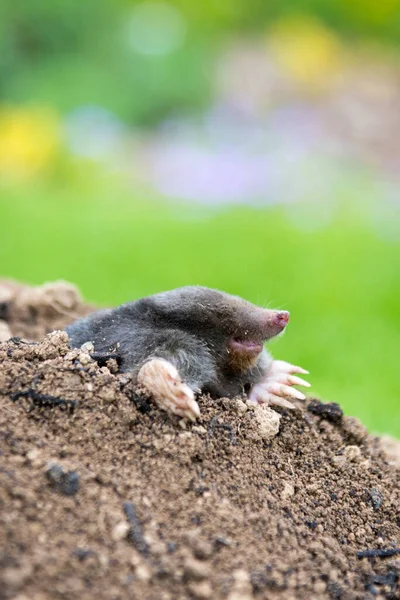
268,17,344,92
0,106,61,177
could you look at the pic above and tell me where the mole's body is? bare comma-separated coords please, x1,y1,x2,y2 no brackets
66,287,310,420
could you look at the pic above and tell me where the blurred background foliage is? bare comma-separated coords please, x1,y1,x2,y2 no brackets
0,0,399,434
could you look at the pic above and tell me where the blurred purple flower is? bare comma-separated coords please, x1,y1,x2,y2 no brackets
141,102,338,207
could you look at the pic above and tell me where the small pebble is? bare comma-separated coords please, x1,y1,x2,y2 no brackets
27,448,41,461
192,425,207,435
370,488,383,510
193,540,214,560
314,580,327,593
188,581,213,599
80,341,95,354
184,558,211,581
281,482,295,500
344,445,362,462
46,463,80,496
78,352,91,365
112,521,130,541
227,569,253,600
135,564,152,582
234,399,248,414
253,405,281,440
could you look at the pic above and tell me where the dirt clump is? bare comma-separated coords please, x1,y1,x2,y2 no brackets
0,282,400,600
0,279,92,341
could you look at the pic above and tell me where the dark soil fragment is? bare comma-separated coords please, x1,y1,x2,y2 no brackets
1,281,400,600
307,398,344,423
357,548,400,559
12,385,78,411
46,464,80,496
364,570,398,597
123,501,150,557
370,487,383,511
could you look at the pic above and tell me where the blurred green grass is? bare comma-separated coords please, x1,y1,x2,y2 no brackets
1,171,399,436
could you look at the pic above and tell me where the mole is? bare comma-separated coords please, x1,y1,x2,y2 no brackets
65,286,310,420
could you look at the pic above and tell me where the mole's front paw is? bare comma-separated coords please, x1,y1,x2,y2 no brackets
248,360,310,409
137,358,201,421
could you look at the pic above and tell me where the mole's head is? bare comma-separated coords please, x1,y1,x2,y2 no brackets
143,286,289,372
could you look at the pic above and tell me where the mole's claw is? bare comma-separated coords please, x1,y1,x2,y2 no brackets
267,382,306,401
289,365,309,375
137,358,200,421
287,375,311,388
248,384,296,409
267,396,296,409
248,356,311,409
185,398,201,421
272,361,309,375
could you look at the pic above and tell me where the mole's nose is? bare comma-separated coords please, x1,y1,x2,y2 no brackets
272,311,290,327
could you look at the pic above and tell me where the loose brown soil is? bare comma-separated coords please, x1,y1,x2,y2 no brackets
1,282,400,600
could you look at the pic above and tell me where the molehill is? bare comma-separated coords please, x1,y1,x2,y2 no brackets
1,281,399,600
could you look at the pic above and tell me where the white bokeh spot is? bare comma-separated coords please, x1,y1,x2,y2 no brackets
127,2,186,56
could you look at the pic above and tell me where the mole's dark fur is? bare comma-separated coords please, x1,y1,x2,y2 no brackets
65,286,284,398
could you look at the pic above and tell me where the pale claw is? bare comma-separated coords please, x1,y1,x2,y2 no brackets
267,382,306,400
268,396,296,409
137,358,200,421
286,375,311,388
248,384,296,409
248,359,310,409
268,373,310,389
271,360,309,375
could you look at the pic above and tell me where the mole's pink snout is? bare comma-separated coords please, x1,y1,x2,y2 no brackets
264,310,290,332
260,309,290,340
273,310,290,327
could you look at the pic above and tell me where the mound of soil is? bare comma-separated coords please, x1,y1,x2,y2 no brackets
1,282,400,600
